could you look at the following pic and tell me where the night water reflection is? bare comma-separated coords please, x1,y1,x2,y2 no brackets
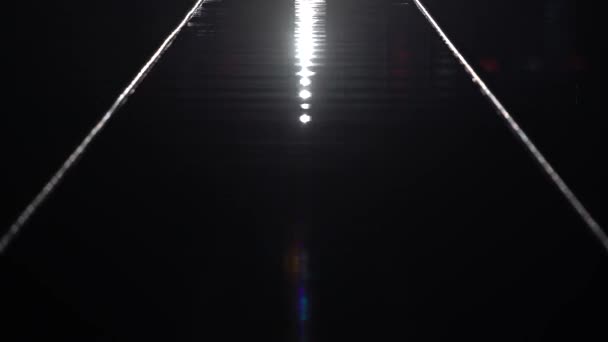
4,0,606,341
287,226,311,342
295,0,326,124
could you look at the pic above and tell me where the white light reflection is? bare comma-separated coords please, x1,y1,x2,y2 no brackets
299,114,311,124
299,90,312,99
295,0,325,124
297,69,315,78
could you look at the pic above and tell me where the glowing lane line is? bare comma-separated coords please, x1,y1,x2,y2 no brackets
412,0,608,253
0,0,210,254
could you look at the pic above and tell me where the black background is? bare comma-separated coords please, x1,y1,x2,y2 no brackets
3,1,606,341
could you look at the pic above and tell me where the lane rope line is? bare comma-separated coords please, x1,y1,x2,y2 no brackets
412,0,608,253
0,0,209,255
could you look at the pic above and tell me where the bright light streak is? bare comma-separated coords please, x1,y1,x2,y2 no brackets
295,0,325,123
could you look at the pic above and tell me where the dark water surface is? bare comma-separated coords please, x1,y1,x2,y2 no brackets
4,0,606,341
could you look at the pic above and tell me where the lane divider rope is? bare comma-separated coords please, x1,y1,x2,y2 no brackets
1,0,209,255
412,0,607,253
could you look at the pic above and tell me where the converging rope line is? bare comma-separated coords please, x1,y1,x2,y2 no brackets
412,0,608,253
0,0,209,255
3,1,606,256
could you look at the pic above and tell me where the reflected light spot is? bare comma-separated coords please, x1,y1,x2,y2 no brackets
299,114,311,124
297,68,315,77
295,0,324,127
299,90,312,99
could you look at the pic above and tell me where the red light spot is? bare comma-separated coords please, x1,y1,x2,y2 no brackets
479,58,500,73
568,54,587,71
